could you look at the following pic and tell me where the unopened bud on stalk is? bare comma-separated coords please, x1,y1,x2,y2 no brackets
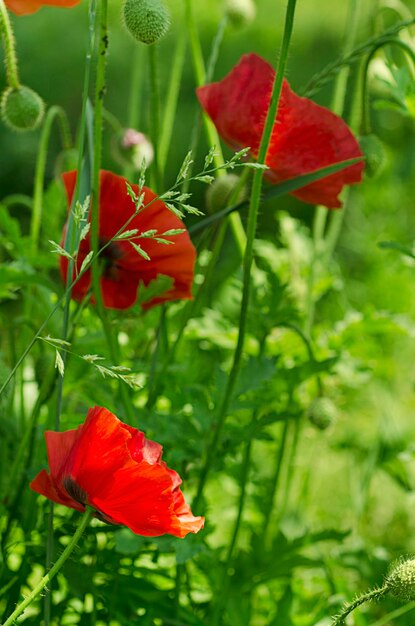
385,557,415,601
307,396,337,431
113,128,154,170
1,85,44,131
123,0,170,45
206,173,247,213
359,134,387,179
225,0,256,28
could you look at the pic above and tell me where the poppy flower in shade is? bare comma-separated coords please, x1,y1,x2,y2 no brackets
60,170,196,310
30,406,205,538
197,53,364,209
5,0,80,15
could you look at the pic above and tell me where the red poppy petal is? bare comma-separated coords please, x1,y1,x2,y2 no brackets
170,489,205,538
121,424,164,464
5,0,41,14
60,170,196,310
265,78,364,208
89,461,203,537
197,53,272,155
30,469,84,512
62,170,78,205
65,408,134,497
45,428,79,479
197,53,363,209
5,0,79,13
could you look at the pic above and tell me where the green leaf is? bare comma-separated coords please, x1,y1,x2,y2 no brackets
378,240,415,259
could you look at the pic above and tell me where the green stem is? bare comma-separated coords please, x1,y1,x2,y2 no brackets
123,45,143,180
159,30,187,172
193,0,298,511
331,585,389,625
30,106,72,255
262,418,290,540
148,44,162,190
0,0,20,89
1,509,93,626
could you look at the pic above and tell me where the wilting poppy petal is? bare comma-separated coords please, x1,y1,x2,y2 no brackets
5,0,80,14
59,170,196,310
30,407,205,538
197,53,364,209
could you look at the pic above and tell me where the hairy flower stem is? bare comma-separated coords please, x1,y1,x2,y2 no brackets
30,106,72,256
331,585,389,625
148,44,163,190
193,0,298,512
184,0,246,257
0,0,20,89
1,509,93,626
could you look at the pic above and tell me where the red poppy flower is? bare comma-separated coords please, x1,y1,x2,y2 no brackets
5,0,80,15
30,406,205,538
60,170,196,310
197,53,364,209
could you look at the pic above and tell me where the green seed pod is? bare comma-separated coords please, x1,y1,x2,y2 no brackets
123,0,170,45
359,134,387,179
386,557,415,601
1,85,44,131
225,0,256,28
206,174,247,213
307,396,337,431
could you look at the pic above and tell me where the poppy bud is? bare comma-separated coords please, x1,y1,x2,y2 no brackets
123,0,170,45
385,557,415,601
118,128,154,170
225,0,256,28
1,85,44,131
359,134,387,179
307,396,337,431
206,173,247,213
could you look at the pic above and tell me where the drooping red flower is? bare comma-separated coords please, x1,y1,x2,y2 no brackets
60,170,196,310
5,0,80,15
197,53,364,209
30,406,205,538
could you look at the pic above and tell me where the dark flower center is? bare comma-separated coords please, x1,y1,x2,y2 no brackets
99,238,123,280
63,476,88,505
